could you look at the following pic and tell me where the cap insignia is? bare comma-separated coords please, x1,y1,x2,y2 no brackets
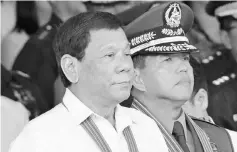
161,27,184,36
165,3,181,28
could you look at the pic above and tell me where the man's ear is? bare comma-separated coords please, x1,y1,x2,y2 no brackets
193,88,208,110
132,69,146,92
60,54,80,84
220,30,232,49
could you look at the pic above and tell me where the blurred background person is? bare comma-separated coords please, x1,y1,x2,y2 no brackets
1,2,45,151
182,56,214,123
182,56,237,151
203,1,237,131
1,1,29,71
1,1,52,71
11,1,87,113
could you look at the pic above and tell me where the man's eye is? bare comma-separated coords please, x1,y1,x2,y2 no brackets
164,57,172,62
184,56,190,61
105,52,115,57
125,52,131,56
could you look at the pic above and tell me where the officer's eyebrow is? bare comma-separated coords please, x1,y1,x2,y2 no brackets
157,53,190,60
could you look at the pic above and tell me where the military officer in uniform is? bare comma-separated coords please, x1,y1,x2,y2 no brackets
12,2,87,113
125,2,236,152
12,12,62,113
202,1,237,131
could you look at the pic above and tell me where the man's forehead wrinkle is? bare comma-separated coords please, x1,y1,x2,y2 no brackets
100,42,130,52
100,43,117,51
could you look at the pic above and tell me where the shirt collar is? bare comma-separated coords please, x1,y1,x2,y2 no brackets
114,104,134,133
158,108,188,141
63,89,93,125
62,89,134,132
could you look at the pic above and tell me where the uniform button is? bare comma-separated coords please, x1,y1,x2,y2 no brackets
202,59,209,64
208,56,214,61
213,80,220,85
218,78,225,83
46,25,52,30
222,76,229,81
233,114,237,122
230,73,236,79
216,51,222,56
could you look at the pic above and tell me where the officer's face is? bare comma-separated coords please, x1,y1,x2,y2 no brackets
139,53,194,102
79,28,133,103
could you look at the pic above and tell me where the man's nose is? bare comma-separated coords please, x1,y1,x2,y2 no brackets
177,60,189,73
115,55,133,74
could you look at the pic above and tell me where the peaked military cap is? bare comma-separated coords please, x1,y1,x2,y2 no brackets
124,2,198,57
206,1,237,18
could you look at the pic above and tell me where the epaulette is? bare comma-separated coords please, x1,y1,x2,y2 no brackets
202,48,237,86
211,72,236,86
37,24,52,40
201,50,222,64
189,115,222,128
191,115,235,152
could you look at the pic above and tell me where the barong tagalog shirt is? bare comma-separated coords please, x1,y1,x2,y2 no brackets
9,89,169,152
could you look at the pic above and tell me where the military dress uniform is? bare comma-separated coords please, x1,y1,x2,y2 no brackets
12,14,62,113
204,1,237,131
201,47,237,131
124,2,236,152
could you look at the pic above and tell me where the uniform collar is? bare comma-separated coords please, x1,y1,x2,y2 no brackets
171,110,188,141
153,105,188,141
62,89,134,132
133,98,188,140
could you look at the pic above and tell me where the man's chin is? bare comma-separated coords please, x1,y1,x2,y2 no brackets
170,94,191,103
113,91,131,103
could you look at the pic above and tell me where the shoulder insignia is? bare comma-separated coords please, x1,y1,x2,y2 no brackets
37,24,53,40
15,70,30,78
38,30,49,40
202,51,222,64
46,25,52,31
233,114,237,122
212,73,236,86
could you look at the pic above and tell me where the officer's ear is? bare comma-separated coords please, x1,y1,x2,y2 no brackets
60,54,80,84
132,68,146,92
220,30,232,50
193,88,208,111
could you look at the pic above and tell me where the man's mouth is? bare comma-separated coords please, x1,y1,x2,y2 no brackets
176,79,191,85
114,81,131,86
